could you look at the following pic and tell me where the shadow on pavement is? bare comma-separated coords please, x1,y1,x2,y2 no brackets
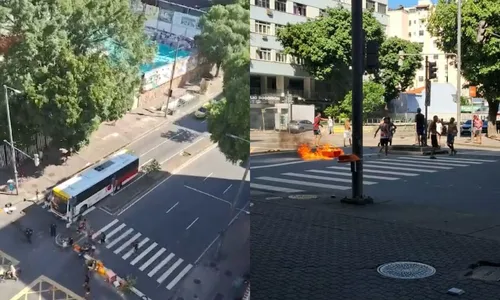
161,128,199,143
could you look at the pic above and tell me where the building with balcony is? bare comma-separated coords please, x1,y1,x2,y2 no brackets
249,0,389,102
387,0,468,96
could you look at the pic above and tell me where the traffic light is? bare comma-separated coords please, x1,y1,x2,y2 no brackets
427,61,438,80
365,40,380,71
477,20,487,43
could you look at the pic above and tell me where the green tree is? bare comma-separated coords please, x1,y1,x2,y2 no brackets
340,81,386,117
376,37,422,102
195,3,249,77
0,0,155,149
428,0,500,136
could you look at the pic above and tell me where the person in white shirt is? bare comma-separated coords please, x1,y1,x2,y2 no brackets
327,117,334,135
436,119,443,145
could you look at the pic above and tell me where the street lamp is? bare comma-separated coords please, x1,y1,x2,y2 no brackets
4,85,21,194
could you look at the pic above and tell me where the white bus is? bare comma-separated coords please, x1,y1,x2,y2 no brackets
50,151,139,222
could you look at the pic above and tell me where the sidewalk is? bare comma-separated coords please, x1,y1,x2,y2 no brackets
455,135,500,149
171,213,250,300
0,74,223,215
251,195,500,300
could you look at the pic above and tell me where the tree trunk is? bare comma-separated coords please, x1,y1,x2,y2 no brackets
215,62,221,77
487,100,499,138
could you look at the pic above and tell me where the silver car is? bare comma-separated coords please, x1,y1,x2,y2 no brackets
289,120,314,133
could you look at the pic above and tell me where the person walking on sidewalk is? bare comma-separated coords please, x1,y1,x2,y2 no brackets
428,115,440,159
327,116,334,135
50,223,57,237
415,108,425,146
343,118,352,147
447,117,458,155
313,112,327,148
473,115,483,144
374,117,391,156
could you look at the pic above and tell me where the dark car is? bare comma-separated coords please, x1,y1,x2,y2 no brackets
460,119,488,135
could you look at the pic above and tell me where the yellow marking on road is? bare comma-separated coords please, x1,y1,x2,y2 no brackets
9,275,84,300
0,249,19,268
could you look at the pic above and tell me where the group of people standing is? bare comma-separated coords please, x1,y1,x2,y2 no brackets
312,113,352,148
415,108,459,159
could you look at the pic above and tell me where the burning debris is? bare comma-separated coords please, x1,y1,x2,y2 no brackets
297,144,344,160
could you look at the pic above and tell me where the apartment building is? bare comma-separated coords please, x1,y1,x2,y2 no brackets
387,0,467,95
249,0,389,101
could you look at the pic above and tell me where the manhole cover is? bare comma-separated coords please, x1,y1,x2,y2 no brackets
288,194,318,200
377,262,436,279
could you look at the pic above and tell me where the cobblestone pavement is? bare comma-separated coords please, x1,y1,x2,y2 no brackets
251,196,500,300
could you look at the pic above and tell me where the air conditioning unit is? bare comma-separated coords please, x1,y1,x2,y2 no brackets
262,35,268,41
266,9,273,16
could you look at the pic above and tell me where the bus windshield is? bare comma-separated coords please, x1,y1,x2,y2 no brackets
51,194,68,216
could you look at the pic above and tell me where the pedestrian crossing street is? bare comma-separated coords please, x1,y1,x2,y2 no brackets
92,219,193,291
250,156,497,194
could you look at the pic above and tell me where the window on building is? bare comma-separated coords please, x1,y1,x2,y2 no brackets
414,20,416,24
408,20,411,26
418,76,424,82
320,9,326,16
255,21,271,34
419,42,424,48
267,77,277,90
257,48,272,60
255,0,270,8
275,0,286,12
433,54,439,60
275,24,284,35
377,4,387,14
420,18,426,24
419,30,424,36
293,3,306,16
365,0,375,10
275,51,287,62
409,32,412,38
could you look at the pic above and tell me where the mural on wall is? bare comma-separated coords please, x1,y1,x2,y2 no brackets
158,9,174,23
180,16,198,28
141,55,198,91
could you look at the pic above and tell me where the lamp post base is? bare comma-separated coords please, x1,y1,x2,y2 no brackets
340,196,374,205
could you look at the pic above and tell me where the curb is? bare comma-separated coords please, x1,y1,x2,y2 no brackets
455,142,500,150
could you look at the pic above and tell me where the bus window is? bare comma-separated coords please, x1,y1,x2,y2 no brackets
51,194,69,216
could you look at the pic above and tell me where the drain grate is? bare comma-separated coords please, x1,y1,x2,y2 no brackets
377,261,436,279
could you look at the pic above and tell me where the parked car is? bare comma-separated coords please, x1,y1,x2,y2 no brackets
194,106,208,119
289,120,314,133
460,119,488,135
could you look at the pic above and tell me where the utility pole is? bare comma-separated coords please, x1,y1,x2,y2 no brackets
164,36,180,117
350,0,363,200
4,85,19,195
424,55,430,134
456,0,462,138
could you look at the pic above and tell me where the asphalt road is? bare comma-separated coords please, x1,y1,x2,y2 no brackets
250,149,500,214
83,145,249,299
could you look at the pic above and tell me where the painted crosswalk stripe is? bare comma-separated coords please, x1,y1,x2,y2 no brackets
105,223,127,239
390,157,470,167
437,157,496,163
158,258,183,284
250,189,270,195
306,170,400,180
250,183,304,193
166,264,193,289
369,161,452,170
363,163,436,173
397,156,483,164
282,172,377,185
122,238,149,260
92,219,119,240
139,247,166,271
147,253,174,277
107,228,134,249
131,242,157,266
115,233,141,254
150,253,175,278
328,166,418,176
256,176,351,190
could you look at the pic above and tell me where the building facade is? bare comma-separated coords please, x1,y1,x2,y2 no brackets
249,0,389,101
387,0,467,96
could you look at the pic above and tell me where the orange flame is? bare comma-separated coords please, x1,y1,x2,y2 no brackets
297,144,344,160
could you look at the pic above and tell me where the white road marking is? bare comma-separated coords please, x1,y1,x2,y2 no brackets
158,258,183,285
250,160,308,170
166,202,179,213
122,238,149,260
81,206,95,216
203,172,213,181
328,166,419,176
368,161,452,170
106,228,134,249
140,158,153,167
140,132,182,157
98,207,114,215
306,169,399,180
92,219,119,239
147,251,173,277
140,248,166,271
397,156,488,164
184,185,231,205
282,172,377,185
436,156,496,163
388,158,469,167
106,223,127,239
363,163,436,173
250,183,305,193
131,242,157,266
186,217,199,230
165,264,193,289
118,143,217,216
114,233,141,254
255,176,351,190
223,184,232,194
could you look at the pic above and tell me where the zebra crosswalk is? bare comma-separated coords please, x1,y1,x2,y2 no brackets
92,219,193,291
250,156,497,194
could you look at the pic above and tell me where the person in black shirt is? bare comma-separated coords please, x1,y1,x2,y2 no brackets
415,108,425,146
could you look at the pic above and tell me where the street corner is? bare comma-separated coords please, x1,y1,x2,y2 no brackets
0,249,20,268
9,275,84,300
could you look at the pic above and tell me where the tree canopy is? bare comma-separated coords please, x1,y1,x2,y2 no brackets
204,1,249,163
0,0,155,149
428,0,500,135
277,8,422,106
195,3,249,77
